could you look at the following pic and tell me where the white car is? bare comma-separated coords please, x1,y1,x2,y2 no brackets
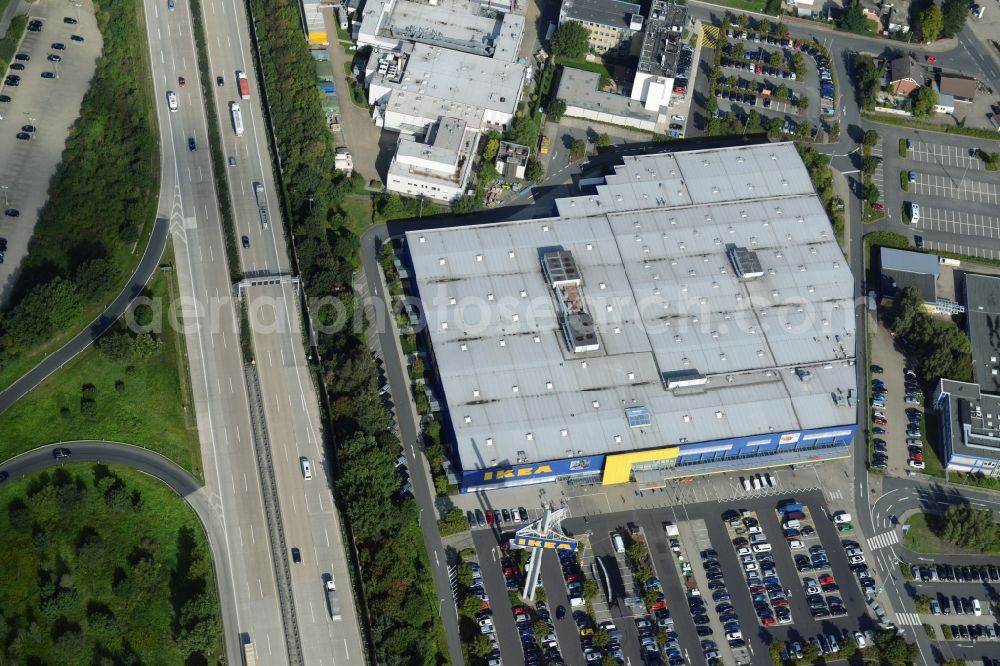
911,202,920,222
973,598,982,616
845,547,863,557
834,512,852,524
849,554,866,564
854,631,866,649
789,539,804,549
873,410,885,418
805,584,821,595
908,459,925,469
671,114,686,122
737,546,753,555
906,438,923,447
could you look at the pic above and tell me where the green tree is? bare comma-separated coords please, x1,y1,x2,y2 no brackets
570,138,587,159
596,132,611,147
891,287,925,337
855,55,882,110
451,194,481,214
525,158,544,183
795,122,813,139
767,116,783,134
941,503,999,550
74,258,120,301
551,21,590,60
776,83,789,100
941,0,969,38
481,133,502,162
874,630,919,664
920,4,944,41
830,121,841,141
736,14,750,28
732,43,745,60
6,278,81,348
862,155,881,175
863,181,880,203
838,0,869,33
581,577,598,601
914,594,931,613
506,114,540,148
335,432,403,539
913,86,938,118
547,98,567,121
862,129,880,148
746,110,762,133
758,19,771,34
768,51,783,68
797,95,810,112
592,628,610,648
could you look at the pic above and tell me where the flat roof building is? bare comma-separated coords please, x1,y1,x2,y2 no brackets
405,142,857,492
386,116,479,202
878,247,939,303
559,0,644,54
935,379,1000,476
368,43,527,133
630,0,689,112
965,273,1000,393
558,68,662,132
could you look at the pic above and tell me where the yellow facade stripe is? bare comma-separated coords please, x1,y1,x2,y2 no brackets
602,447,679,485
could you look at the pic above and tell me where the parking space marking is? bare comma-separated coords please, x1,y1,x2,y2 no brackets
910,141,983,170
912,174,999,204
922,239,1000,260
866,530,900,550
917,206,1000,239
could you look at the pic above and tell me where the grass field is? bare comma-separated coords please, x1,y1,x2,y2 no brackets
340,195,374,237
904,512,1000,555
0,243,201,480
0,463,222,664
557,57,612,79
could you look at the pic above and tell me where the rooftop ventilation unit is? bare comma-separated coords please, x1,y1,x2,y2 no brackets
542,250,598,353
727,245,764,280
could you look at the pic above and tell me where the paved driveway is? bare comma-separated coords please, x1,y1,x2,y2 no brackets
321,7,381,182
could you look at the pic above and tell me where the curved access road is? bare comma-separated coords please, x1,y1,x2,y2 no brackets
0,440,239,656
0,218,169,416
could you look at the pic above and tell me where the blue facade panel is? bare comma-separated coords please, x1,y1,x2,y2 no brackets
461,455,605,493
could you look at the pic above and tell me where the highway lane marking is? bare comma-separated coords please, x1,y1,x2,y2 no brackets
324,527,330,548
243,472,248,492
266,349,272,366
237,525,243,545
250,523,255,543
259,579,264,599
158,30,162,45
221,331,227,348
274,393,281,413
290,495,297,513
229,376,234,392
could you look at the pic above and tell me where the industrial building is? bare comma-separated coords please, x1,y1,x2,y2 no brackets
934,273,1000,475
557,68,661,132
558,0,644,54
630,0,689,114
404,143,858,492
356,0,528,201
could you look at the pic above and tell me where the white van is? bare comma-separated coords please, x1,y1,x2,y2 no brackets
910,202,920,223
300,456,313,480
973,598,982,616
612,532,625,553
752,543,772,553
834,512,852,524
783,519,801,530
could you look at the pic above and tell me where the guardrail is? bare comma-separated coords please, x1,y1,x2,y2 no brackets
244,365,304,665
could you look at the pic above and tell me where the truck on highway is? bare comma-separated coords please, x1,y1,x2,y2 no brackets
242,641,257,666
230,101,244,137
237,70,250,99
325,575,343,621
253,181,266,208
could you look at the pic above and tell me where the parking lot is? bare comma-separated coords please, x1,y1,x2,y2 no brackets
466,488,879,666
909,140,986,170
912,205,1000,240
911,173,1000,204
0,0,100,305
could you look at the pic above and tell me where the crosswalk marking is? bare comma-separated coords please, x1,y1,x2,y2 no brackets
867,530,900,550
895,612,921,626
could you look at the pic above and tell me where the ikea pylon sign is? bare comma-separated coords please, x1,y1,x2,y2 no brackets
510,535,578,551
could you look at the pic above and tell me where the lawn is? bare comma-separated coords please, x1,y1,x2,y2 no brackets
706,0,769,13
904,512,1000,555
0,243,202,480
0,463,223,664
557,57,612,79
340,194,374,237
919,412,946,478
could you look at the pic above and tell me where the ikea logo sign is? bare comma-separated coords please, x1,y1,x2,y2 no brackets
511,536,577,551
483,465,553,481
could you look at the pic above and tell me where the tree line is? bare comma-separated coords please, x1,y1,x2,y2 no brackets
889,286,972,384
251,1,448,663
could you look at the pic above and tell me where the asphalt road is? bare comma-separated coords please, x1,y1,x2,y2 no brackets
0,218,168,414
139,0,290,661
196,0,365,661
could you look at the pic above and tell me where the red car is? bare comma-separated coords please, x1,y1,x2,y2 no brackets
874,417,887,425
762,616,776,626
512,606,529,616
178,76,186,87
772,598,789,608
910,452,924,462
650,599,667,612
926,55,937,63
565,573,580,583
819,574,836,586
871,201,884,211
755,65,762,75
503,566,518,576
485,511,495,526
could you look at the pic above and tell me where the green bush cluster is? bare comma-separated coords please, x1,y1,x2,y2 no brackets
250,1,448,662
0,0,156,375
0,465,222,663
889,287,972,384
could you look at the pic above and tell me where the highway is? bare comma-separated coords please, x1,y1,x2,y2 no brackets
140,0,289,661
186,0,364,662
